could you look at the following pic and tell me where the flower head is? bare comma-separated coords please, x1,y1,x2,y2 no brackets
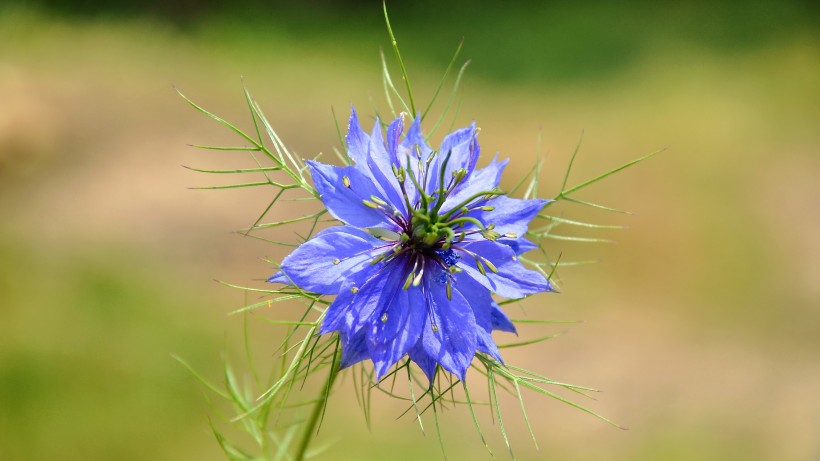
269,108,552,382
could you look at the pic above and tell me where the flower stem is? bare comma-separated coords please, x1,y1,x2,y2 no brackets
294,346,340,461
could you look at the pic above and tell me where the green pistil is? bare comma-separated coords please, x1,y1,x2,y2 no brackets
394,147,505,256
405,155,429,211
430,150,453,215
439,189,503,221
446,216,486,230
439,227,455,250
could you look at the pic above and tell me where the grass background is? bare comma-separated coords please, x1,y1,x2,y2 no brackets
1,1,819,459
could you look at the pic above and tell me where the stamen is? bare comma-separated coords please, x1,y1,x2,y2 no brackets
412,266,424,287
451,167,467,185
370,251,392,265
483,258,499,273
370,195,388,206
476,259,487,276
480,230,500,241
402,272,414,290
362,199,380,209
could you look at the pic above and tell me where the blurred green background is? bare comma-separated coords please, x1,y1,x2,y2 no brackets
1,1,818,460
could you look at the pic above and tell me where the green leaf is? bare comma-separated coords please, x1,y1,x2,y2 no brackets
383,2,416,115
559,147,666,199
535,214,624,230
183,165,281,174
421,38,464,121
497,331,565,349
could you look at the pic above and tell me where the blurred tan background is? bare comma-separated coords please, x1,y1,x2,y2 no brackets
1,1,819,460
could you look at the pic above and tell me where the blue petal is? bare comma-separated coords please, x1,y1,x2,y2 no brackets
308,160,392,228
339,329,369,369
320,256,408,336
345,108,370,167
396,115,433,205
452,273,493,331
452,275,506,363
271,226,383,294
356,119,406,214
456,239,552,299
420,278,478,380
497,237,538,255
408,342,438,385
266,272,287,284
452,270,518,334
398,115,432,160
385,115,404,161
476,328,503,363
442,155,508,213
428,123,479,193
490,304,517,333
366,282,427,379
344,110,406,214
475,196,548,237
440,122,479,176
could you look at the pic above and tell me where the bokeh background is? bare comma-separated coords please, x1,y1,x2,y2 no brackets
1,1,819,460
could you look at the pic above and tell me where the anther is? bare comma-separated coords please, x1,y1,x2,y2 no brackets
481,230,500,241
412,269,424,287
370,195,388,206
504,232,518,239
476,259,487,276
483,258,499,273
381,312,388,323
370,252,390,265
350,286,359,294
452,168,467,184
332,258,340,265
362,199,380,209
402,272,414,290
342,175,351,188
479,206,495,211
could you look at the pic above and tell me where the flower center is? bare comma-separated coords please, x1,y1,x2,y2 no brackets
363,146,515,298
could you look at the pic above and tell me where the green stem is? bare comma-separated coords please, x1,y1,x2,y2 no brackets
294,350,340,461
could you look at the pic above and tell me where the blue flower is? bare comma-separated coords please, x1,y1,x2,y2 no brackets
269,108,552,383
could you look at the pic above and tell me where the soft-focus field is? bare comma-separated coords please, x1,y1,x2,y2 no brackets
1,2,819,460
